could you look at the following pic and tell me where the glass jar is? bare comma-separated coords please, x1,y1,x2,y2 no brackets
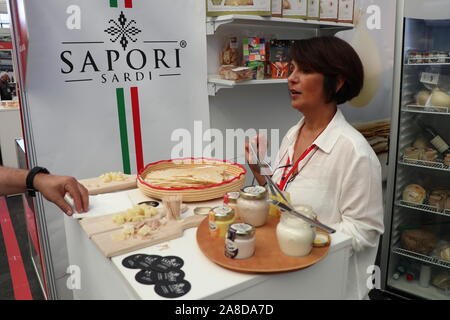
237,186,269,227
208,205,235,238
438,51,449,63
276,211,316,257
224,191,240,219
225,223,256,259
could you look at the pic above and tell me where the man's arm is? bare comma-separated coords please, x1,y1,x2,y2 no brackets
0,166,89,216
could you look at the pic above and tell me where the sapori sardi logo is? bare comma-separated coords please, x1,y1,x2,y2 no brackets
105,11,141,51
60,10,187,85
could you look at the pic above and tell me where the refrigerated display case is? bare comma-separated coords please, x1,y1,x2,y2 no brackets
382,0,450,300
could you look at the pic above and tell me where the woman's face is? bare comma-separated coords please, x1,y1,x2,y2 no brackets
287,60,327,112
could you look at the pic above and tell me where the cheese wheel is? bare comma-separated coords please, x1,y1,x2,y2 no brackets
430,89,450,107
402,184,427,204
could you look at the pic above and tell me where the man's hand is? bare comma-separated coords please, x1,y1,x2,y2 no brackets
33,173,89,216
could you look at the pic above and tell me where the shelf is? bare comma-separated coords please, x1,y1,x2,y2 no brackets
208,75,287,96
406,56,450,65
392,247,450,270
389,276,450,300
396,200,450,218
399,158,450,172
206,15,354,35
402,105,450,115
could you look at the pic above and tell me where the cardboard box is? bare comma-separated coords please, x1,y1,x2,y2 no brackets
272,0,282,17
307,0,320,20
283,0,308,19
207,0,272,16
338,0,354,23
320,0,338,21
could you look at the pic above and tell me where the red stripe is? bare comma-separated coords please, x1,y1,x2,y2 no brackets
137,157,247,191
130,87,144,173
22,196,40,257
124,0,133,8
0,197,33,300
278,145,317,191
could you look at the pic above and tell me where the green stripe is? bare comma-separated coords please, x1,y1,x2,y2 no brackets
110,0,118,8
116,88,131,174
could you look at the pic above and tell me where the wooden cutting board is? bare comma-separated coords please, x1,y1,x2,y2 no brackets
79,209,162,238
196,216,331,273
79,175,137,195
91,215,206,258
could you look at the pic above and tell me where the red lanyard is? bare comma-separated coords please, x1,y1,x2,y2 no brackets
278,144,317,191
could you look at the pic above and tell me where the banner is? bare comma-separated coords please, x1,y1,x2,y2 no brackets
13,0,209,295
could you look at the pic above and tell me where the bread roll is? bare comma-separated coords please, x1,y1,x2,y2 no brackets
403,147,421,162
445,154,450,166
432,271,450,290
402,184,427,204
422,148,438,162
413,137,431,149
439,246,450,262
428,194,445,210
401,229,438,255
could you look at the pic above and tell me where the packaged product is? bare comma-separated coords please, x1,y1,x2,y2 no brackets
401,229,438,255
307,0,320,20
220,37,240,67
402,184,427,204
243,37,267,80
338,0,354,23
283,0,308,19
272,0,282,17
320,0,338,21
269,40,291,79
218,65,253,81
207,0,272,17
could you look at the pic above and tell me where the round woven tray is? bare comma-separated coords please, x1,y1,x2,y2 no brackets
137,158,246,202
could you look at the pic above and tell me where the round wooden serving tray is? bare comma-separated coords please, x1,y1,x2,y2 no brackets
196,216,331,273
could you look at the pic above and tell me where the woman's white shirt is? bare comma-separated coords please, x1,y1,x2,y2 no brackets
272,108,384,300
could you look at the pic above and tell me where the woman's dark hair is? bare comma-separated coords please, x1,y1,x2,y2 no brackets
289,36,364,105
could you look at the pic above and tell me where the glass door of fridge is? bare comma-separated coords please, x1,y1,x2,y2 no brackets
386,18,450,300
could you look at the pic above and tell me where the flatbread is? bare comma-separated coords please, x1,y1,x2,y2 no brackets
144,165,228,188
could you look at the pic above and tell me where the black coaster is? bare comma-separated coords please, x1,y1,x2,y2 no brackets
122,254,147,269
151,270,185,284
135,255,162,270
135,270,157,285
151,256,184,272
154,280,191,298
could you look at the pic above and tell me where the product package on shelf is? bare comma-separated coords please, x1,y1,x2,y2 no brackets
218,65,254,82
269,40,291,79
207,0,272,16
320,0,338,21
307,0,320,20
272,0,282,17
338,0,354,23
283,0,308,19
243,37,267,80
220,37,240,67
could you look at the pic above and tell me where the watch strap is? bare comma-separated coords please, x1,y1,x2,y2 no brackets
26,166,50,197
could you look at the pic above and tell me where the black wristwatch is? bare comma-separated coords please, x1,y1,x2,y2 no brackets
26,166,50,197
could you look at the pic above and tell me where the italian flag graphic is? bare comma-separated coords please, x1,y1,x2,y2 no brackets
115,87,144,175
109,0,133,8
110,0,142,174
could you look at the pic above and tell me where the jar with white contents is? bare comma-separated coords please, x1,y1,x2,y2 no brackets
237,186,269,227
225,223,256,260
276,205,316,257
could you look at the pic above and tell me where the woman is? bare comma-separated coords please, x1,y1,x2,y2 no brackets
247,36,384,300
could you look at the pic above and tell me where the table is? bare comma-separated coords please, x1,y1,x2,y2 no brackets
64,190,352,300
